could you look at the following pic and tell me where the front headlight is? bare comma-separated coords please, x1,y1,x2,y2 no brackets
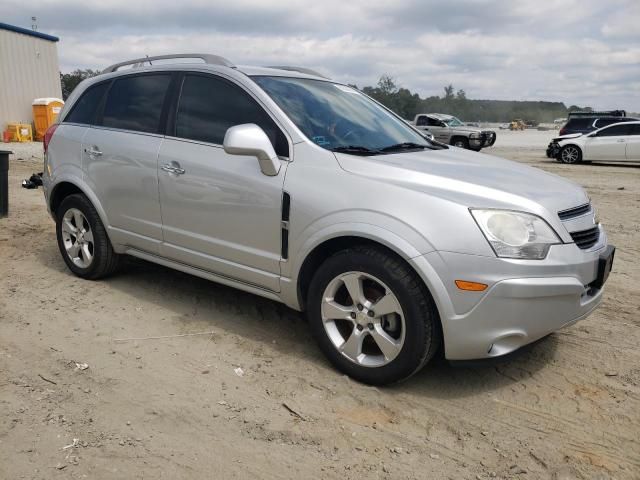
470,209,561,259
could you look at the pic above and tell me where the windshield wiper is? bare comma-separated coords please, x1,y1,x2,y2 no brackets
379,142,427,153
330,145,381,156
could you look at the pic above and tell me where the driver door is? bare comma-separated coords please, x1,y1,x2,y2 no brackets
426,116,449,143
584,124,630,161
157,73,290,292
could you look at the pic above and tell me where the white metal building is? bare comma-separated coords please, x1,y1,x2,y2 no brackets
0,22,62,129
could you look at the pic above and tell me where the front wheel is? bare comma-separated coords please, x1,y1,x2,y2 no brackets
452,137,469,149
307,246,441,385
560,145,582,164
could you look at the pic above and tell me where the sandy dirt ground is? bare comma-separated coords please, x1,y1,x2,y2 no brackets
1,131,639,479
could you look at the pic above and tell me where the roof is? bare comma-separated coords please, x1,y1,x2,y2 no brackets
0,22,59,42
425,113,454,120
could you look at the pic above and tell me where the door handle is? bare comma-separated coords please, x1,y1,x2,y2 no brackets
616,139,626,143
161,163,185,175
85,147,102,156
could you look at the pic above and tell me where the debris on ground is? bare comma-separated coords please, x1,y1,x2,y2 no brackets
38,373,57,385
21,172,43,189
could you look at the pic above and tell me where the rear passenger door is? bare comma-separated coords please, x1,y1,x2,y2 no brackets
625,124,640,161
157,73,290,292
82,73,173,254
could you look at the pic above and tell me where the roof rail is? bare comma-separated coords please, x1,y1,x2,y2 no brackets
568,109,626,118
267,65,329,79
103,53,235,73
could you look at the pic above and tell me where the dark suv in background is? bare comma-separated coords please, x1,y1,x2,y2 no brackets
546,110,637,157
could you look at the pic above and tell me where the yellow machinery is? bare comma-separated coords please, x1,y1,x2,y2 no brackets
509,119,526,131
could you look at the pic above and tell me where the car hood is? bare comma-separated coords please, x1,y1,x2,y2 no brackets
449,125,492,133
335,147,588,215
554,133,583,141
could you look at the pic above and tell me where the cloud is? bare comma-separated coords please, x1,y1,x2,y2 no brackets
6,0,640,110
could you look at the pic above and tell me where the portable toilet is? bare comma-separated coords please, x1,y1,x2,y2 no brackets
32,98,64,140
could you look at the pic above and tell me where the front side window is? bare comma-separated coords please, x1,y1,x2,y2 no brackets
596,124,631,137
65,82,109,125
175,74,289,157
102,74,172,134
252,76,430,153
427,117,443,127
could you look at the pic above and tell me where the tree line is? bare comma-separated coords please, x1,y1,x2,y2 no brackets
360,75,589,123
60,69,589,123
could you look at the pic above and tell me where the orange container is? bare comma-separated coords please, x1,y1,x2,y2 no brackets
32,98,64,140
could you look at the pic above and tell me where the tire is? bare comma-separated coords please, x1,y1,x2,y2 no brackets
56,193,119,279
307,246,441,385
452,137,469,149
559,145,582,164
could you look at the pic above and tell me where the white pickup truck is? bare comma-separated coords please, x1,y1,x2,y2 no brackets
411,113,496,151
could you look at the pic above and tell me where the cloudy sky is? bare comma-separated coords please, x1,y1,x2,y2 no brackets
5,0,640,110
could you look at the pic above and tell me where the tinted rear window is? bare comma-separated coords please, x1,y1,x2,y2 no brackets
565,118,594,129
175,74,288,156
102,74,172,134
65,82,109,125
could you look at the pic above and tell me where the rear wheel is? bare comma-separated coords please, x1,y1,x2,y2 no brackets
56,194,119,279
560,145,582,164
307,246,440,385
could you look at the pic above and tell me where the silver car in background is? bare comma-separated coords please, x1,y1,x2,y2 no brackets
42,54,614,385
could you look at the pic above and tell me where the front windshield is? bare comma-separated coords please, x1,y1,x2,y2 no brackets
252,76,430,153
445,116,464,127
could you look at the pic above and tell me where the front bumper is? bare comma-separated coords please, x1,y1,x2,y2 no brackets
412,240,611,360
470,131,497,149
547,140,561,159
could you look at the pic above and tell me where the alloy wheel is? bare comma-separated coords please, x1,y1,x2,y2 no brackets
60,208,94,268
561,146,580,163
321,271,406,367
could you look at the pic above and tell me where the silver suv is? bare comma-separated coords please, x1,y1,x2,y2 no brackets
43,54,614,385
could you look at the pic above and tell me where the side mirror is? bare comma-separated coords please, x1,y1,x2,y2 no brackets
223,124,281,176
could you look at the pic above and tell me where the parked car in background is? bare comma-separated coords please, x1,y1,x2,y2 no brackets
411,113,496,151
546,110,636,157
43,53,613,385
553,121,640,164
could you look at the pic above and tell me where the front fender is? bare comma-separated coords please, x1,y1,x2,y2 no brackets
279,213,438,310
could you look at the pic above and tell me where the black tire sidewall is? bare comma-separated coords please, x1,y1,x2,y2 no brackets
56,194,109,279
307,250,435,385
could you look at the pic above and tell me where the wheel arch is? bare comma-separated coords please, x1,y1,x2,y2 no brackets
294,232,435,312
49,178,111,235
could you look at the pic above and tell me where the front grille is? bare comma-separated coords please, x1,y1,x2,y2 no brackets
558,203,591,220
570,226,600,249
